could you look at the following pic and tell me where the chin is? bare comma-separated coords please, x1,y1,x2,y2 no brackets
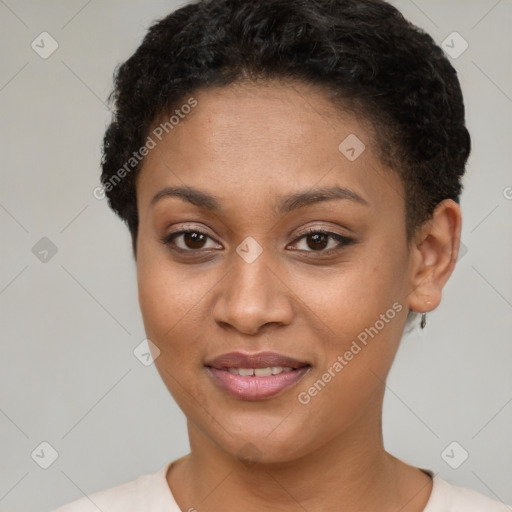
205,417,319,466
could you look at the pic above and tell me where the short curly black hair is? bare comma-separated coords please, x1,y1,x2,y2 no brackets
100,0,471,255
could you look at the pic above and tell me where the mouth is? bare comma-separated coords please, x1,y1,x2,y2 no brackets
205,351,311,401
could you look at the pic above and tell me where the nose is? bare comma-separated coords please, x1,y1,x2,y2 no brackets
212,250,295,336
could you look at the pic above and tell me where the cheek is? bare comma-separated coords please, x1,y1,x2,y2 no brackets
292,249,407,407
136,251,212,414
293,257,404,344
136,240,205,360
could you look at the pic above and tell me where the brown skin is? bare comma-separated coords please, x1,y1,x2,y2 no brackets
135,80,461,512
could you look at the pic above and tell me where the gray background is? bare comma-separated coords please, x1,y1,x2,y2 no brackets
0,1,511,511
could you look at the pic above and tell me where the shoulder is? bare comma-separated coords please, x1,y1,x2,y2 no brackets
52,474,148,512
51,463,174,512
425,473,510,511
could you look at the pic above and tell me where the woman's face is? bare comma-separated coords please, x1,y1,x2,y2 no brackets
135,81,417,463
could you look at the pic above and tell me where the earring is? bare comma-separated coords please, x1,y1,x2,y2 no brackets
420,312,427,329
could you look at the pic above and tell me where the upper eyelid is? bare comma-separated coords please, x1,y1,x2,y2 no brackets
164,226,351,249
165,225,347,239
164,228,221,247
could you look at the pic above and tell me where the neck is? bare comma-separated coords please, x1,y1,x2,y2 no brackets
168,396,432,512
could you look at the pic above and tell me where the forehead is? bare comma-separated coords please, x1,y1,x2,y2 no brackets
137,81,404,217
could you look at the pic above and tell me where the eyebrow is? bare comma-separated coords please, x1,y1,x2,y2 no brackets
276,185,368,213
149,185,368,212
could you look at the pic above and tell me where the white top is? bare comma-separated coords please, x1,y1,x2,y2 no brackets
52,460,510,511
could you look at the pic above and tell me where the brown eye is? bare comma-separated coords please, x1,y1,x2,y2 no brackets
305,232,329,251
161,229,222,252
289,229,354,254
183,231,207,249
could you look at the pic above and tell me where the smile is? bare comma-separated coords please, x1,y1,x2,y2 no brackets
205,351,311,400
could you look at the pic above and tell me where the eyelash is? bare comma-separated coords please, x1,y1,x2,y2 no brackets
160,226,354,257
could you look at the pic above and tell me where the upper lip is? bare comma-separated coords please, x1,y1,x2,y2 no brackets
205,351,310,369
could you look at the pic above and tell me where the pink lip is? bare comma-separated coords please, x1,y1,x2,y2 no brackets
205,351,310,400
207,366,309,400
205,351,309,369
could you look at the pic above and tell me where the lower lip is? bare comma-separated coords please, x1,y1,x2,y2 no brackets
207,367,310,400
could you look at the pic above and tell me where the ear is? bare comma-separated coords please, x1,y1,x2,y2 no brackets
407,199,462,314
